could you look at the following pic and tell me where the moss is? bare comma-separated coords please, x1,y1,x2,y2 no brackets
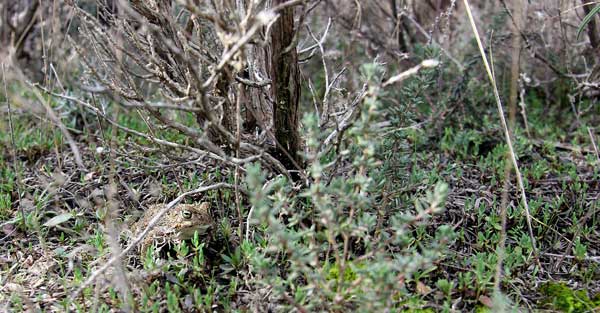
474,306,492,313
540,282,600,312
400,309,435,313
325,262,358,282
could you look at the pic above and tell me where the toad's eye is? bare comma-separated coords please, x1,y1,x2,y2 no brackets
181,210,192,219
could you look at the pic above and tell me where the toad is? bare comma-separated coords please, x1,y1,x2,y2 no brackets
131,202,213,256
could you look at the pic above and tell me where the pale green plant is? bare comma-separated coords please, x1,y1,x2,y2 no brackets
244,62,453,311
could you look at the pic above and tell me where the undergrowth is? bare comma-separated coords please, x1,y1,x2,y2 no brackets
1,8,599,311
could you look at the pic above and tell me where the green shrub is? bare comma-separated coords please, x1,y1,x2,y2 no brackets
244,63,454,311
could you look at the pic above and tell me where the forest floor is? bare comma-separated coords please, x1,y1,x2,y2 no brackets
0,92,599,312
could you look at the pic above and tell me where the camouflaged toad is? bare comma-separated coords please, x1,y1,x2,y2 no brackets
131,202,213,256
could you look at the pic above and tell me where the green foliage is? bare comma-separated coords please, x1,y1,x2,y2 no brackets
0,192,11,220
1,6,597,310
0,118,62,160
441,127,484,159
403,309,435,313
165,282,182,313
245,62,453,311
325,261,359,282
540,282,600,313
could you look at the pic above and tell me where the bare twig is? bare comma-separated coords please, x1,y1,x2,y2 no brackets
12,69,87,170
245,176,282,242
402,14,464,71
383,59,440,87
37,88,269,169
322,85,368,147
1,63,25,231
498,0,567,78
518,75,531,137
554,197,599,270
463,0,541,270
589,127,600,161
67,0,298,178
543,252,600,264
496,0,525,291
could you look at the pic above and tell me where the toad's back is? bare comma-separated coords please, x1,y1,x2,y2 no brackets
132,202,213,254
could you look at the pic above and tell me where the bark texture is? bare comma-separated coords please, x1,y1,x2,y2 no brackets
270,1,302,171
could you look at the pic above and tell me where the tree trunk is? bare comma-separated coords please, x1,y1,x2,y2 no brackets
269,1,302,172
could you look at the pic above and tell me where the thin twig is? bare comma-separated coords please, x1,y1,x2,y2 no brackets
245,177,281,242
383,59,440,87
1,64,26,231
402,14,464,71
498,0,567,78
463,0,541,270
554,197,598,270
235,82,243,238
37,87,265,167
496,0,525,291
588,127,600,161
543,252,600,264
322,85,367,147
12,69,87,170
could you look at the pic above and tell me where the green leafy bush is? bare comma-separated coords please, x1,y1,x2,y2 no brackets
243,63,454,311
